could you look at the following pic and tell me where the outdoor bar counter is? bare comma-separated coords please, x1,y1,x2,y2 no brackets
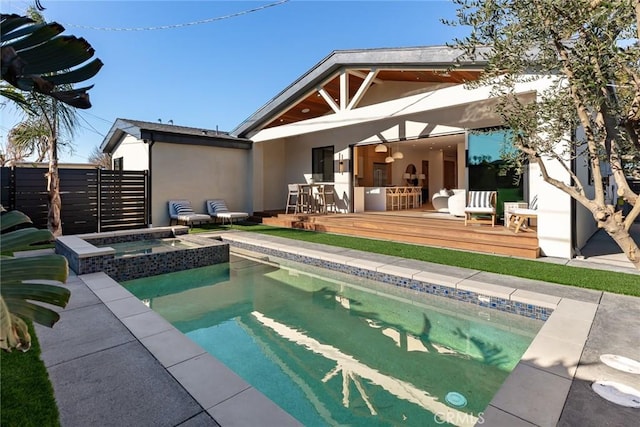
355,186,419,211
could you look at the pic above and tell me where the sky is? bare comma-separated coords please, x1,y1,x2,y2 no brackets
0,0,469,163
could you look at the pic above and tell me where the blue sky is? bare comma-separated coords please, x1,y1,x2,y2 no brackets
1,0,468,163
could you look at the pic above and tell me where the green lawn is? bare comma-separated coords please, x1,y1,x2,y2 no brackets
193,223,640,296
0,321,60,427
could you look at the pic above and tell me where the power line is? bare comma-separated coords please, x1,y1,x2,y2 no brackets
61,0,290,32
80,110,113,124
77,112,106,137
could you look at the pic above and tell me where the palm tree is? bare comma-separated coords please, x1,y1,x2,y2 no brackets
0,209,70,352
1,9,103,236
0,7,101,352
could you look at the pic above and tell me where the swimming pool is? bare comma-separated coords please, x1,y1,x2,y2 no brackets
124,254,542,426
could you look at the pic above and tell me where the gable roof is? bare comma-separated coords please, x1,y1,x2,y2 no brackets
101,118,252,154
231,45,489,138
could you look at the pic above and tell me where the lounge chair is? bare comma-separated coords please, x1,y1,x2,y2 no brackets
432,190,451,212
206,199,249,225
464,191,497,226
507,196,538,233
168,200,212,227
448,189,466,217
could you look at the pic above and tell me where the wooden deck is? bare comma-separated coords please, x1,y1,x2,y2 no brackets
261,210,540,259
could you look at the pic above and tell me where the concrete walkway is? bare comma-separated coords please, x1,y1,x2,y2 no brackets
31,230,640,426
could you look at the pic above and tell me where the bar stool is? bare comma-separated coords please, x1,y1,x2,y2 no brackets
316,184,337,213
386,187,400,210
298,184,313,213
399,187,409,210
285,184,299,214
411,187,421,208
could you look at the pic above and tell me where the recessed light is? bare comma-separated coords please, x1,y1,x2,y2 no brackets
301,108,310,113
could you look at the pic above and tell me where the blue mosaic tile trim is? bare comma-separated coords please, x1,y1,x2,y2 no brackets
54,242,79,272
224,239,552,321
110,244,229,281
56,234,229,282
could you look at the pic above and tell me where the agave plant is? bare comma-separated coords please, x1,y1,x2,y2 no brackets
0,209,70,352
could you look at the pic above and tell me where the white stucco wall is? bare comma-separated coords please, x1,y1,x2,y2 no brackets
574,132,598,249
253,139,286,212
151,142,251,226
528,158,573,258
111,135,149,170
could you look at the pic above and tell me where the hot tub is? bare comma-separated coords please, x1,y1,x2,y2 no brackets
55,226,229,281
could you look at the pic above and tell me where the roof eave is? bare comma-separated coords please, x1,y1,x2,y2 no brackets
231,45,490,138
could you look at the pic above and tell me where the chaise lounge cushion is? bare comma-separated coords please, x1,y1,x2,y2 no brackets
206,199,249,224
168,200,212,226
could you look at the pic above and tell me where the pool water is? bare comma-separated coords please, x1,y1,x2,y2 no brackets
99,238,196,257
123,255,542,427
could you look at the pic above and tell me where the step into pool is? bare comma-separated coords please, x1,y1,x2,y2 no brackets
123,254,542,427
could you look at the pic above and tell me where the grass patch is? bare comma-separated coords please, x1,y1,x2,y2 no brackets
192,223,640,296
0,321,60,427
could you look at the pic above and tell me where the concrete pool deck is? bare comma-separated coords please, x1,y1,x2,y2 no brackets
33,230,640,426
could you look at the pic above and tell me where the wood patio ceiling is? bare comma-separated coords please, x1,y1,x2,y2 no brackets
264,69,482,129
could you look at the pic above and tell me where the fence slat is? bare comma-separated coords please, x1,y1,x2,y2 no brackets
1,167,148,234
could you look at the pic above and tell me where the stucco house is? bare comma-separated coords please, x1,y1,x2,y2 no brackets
102,46,596,259
101,119,252,226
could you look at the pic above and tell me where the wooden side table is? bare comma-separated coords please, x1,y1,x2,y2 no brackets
504,202,528,227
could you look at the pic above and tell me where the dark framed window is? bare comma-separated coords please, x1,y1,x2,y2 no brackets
467,128,522,191
468,128,524,219
312,146,334,182
113,157,123,171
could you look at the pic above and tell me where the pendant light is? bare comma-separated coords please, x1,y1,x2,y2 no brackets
392,143,404,159
385,146,395,163
374,143,387,153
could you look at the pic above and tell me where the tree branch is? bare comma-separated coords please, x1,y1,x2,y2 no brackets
551,36,608,205
624,198,640,230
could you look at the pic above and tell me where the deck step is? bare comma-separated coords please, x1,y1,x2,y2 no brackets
262,212,540,259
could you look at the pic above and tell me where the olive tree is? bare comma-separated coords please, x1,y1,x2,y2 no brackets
447,0,640,270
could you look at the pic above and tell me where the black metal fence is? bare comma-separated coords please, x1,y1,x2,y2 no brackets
1,166,148,234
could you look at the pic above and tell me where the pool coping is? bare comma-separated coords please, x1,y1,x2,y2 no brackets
76,231,597,426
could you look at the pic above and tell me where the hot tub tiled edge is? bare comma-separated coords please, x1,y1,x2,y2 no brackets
56,227,229,281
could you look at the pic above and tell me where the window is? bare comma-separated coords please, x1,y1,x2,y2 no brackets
467,128,522,192
312,146,334,182
113,157,123,171
468,128,524,219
